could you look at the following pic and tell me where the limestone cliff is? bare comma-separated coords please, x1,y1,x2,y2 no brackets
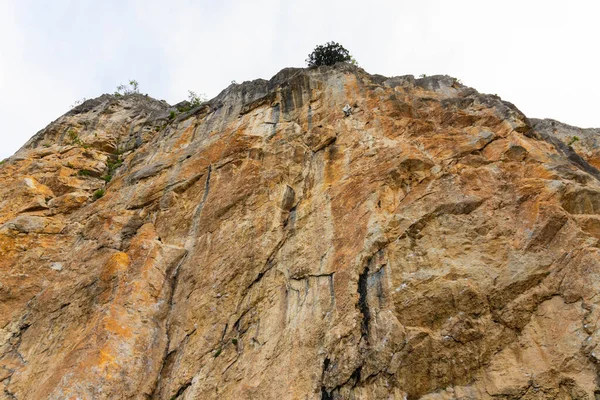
1,64,599,399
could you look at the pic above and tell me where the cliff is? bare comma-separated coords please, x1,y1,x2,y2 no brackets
1,64,599,399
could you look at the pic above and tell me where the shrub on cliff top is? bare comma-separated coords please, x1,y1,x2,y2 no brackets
306,42,356,67
114,80,140,96
188,91,207,108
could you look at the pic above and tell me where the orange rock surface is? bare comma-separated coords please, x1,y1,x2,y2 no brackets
1,65,599,399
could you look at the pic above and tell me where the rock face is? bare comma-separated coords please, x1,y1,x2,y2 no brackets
1,64,599,399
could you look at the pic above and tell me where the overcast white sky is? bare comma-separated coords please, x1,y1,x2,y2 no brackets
1,0,599,159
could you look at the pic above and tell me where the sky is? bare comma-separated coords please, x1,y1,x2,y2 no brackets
1,0,599,159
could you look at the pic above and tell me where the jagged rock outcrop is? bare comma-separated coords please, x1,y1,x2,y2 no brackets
1,64,599,399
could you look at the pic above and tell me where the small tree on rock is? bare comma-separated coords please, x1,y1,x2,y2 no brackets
306,42,355,67
188,91,207,108
114,80,140,96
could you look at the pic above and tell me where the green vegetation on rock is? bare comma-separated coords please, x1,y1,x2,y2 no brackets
306,41,355,67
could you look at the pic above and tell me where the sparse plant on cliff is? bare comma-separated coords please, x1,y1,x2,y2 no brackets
188,91,206,108
71,98,87,108
169,111,176,120
114,80,140,96
68,129,84,146
213,347,222,358
175,91,207,113
93,189,105,200
105,156,123,181
568,136,580,146
306,42,355,67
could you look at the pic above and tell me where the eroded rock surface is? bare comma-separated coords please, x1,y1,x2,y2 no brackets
1,64,599,399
